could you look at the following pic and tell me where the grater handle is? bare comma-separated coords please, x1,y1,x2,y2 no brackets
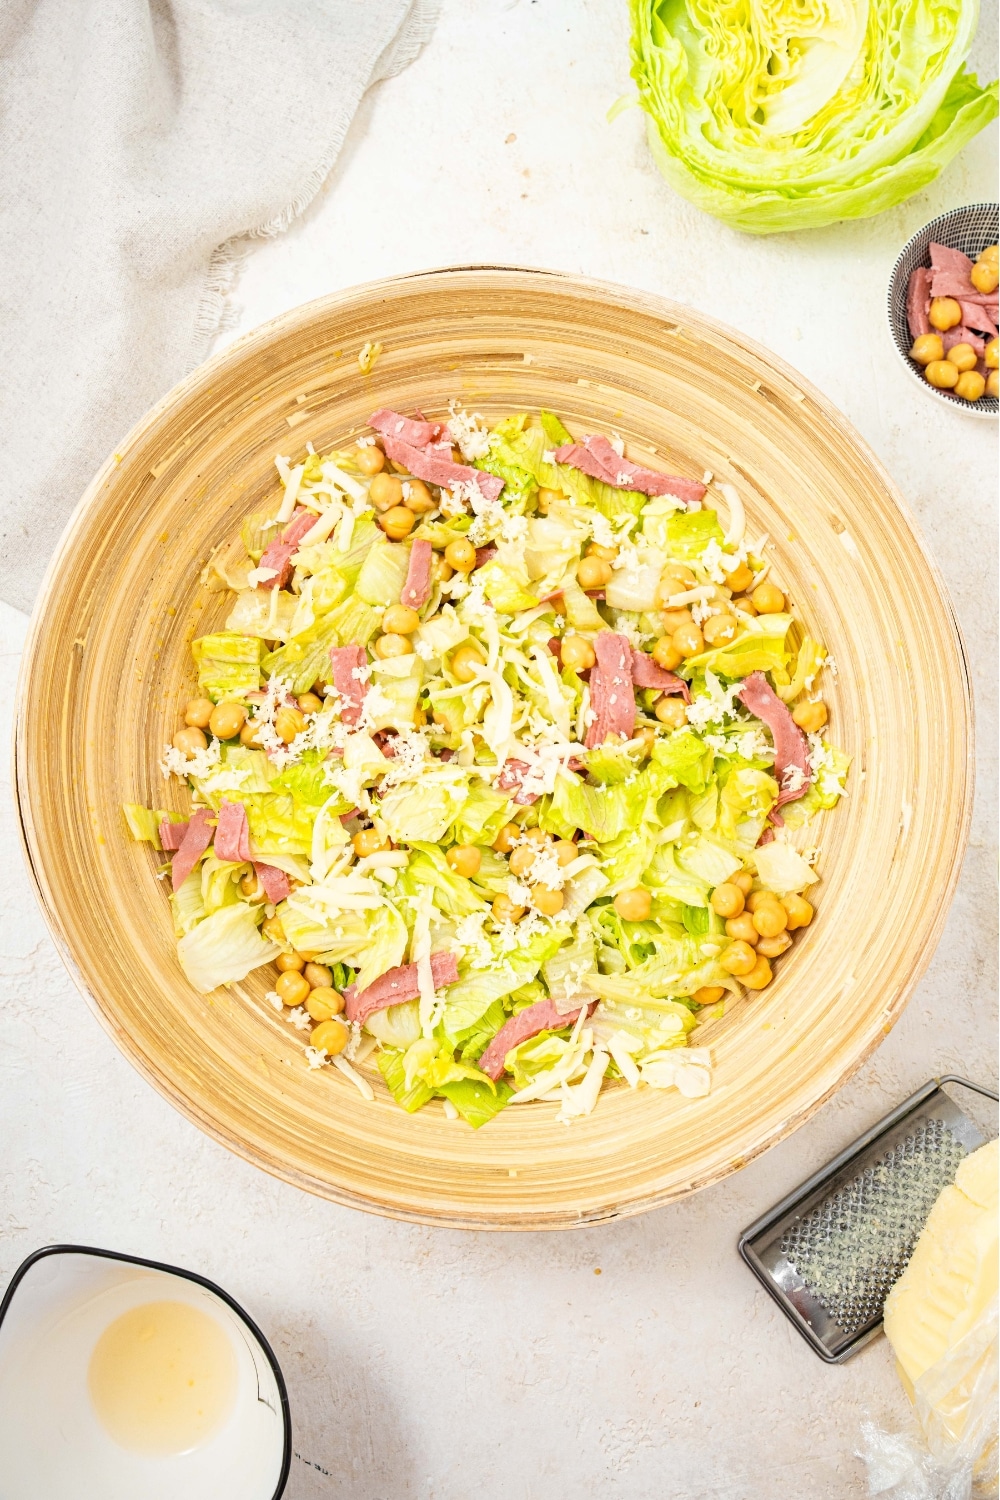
935,1074,999,1103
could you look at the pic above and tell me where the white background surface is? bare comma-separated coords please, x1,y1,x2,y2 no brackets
2,3,997,1496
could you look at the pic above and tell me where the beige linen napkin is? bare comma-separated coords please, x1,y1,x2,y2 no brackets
0,0,435,613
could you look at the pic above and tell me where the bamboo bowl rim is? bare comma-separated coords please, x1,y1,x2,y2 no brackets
14,267,974,1229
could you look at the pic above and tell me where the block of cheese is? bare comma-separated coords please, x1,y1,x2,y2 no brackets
883,1137,998,1442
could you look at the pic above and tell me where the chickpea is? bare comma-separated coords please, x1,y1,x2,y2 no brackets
353,828,390,858
587,542,618,562
703,614,738,646
451,643,486,682
553,840,579,867
445,538,476,572
781,894,814,930
577,556,612,590
306,987,345,1022
240,719,265,747
654,695,688,728
508,845,536,877
298,963,330,993
970,259,999,295
240,872,264,900
721,939,757,976
374,632,414,660
297,692,324,714
208,701,247,740
431,554,454,583
723,561,754,593
355,444,385,475
431,709,455,734
756,932,793,958
531,886,565,916
946,343,978,373
725,913,759,945
924,359,960,389
634,727,657,758
731,596,758,616
262,915,285,942
402,480,435,513
981,244,999,267
731,870,754,895
985,339,999,370
381,505,416,541
711,882,745,918
276,951,305,973
276,970,311,1007
493,822,521,854
987,370,1000,398
382,604,420,635
792,699,828,733
742,955,773,990
561,634,597,671
369,473,404,511
652,636,684,671
310,1018,349,1056
614,888,652,922
172,725,207,756
746,890,778,913
492,894,525,924
751,581,785,614
752,902,788,938
672,622,704,657
536,487,564,513
928,297,962,332
955,370,986,402
909,334,944,366
692,985,726,1007
275,705,306,744
446,844,482,878
184,697,214,728
654,578,682,610
663,562,697,588
660,607,694,633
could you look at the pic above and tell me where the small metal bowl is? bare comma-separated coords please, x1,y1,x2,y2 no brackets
887,202,999,418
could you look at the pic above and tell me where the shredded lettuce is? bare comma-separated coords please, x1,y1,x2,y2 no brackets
548,770,650,843
442,929,564,1039
377,1048,436,1113
192,633,263,702
438,1076,513,1128
355,537,411,606
226,588,301,642
364,1001,423,1049
686,613,793,683
753,841,819,893
123,804,172,848
176,902,279,993
662,509,724,560
378,769,471,843
353,903,409,992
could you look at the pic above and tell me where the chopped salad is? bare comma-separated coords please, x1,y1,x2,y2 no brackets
125,403,849,1128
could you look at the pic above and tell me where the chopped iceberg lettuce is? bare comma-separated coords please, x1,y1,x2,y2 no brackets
438,1076,513,1128
192,633,263,702
176,902,279,993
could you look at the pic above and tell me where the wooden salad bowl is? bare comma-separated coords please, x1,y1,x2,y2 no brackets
14,269,972,1229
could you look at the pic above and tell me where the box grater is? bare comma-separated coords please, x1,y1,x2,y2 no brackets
739,1075,999,1363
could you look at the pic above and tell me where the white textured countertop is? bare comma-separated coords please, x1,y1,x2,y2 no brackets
2,4,997,1496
